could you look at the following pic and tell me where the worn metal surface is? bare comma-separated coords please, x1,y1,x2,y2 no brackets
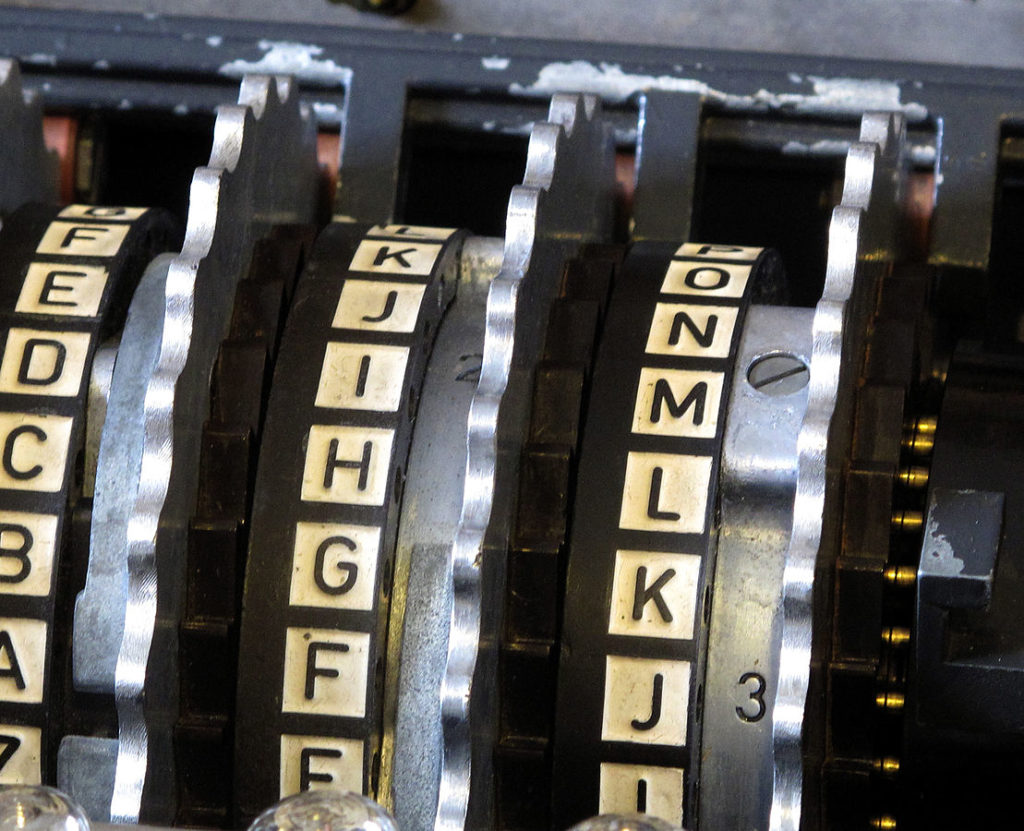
437,94,614,831
0,8,1019,271
701,305,812,831
384,240,496,830
108,74,316,824
58,735,119,823
0,6,1020,829
72,254,172,698
769,112,909,831
68,77,318,823
83,340,118,499
2,0,1024,70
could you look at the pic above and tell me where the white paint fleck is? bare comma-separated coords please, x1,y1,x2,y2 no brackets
452,32,464,41
173,103,189,116
206,35,223,48
782,139,852,156
312,101,343,126
785,137,935,167
143,12,158,20
923,525,964,576
25,53,56,67
93,59,110,71
788,73,803,84
510,61,928,121
219,41,352,87
118,98,132,110
482,55,510,71
42,82,51,92
482,120,496,131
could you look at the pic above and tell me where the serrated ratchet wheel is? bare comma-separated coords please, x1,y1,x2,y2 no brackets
0,56,959,831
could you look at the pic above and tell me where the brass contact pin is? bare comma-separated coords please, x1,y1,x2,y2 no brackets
884,566,917,588
871,816,897,830
891,510,924,533
902,416,937,456
882,627,911,648
875,690,906,711
873,756,901,776
897,465,930,489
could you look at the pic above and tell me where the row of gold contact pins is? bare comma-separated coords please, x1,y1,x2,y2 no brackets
869,415,938,830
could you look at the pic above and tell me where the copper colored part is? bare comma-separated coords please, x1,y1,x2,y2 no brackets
875,691,906,711
43,114,78,203
884,566,916,588
615,150,635,206
891,510,924,532
906,170,935,260
898,465,930,488
615,150,635,238
317,130,341,207
882,627,911,648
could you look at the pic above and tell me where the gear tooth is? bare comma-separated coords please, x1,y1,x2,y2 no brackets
497,251,620,829
175,228,312,825
437,95,616,830
32,71,322,823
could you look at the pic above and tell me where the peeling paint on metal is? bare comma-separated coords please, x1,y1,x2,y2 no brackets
173,103,189,116
510,60,928,121
482,55,510,71
25,53,57,66
93,59,110,71
219,40,353,87
923,514,965,576
206,35,223,48
782,139,852,156
783,137,936,167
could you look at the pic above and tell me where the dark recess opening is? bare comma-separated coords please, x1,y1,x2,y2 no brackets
694,151,840,308
85,110,215,224
985,129,1024,351
397,125,528,237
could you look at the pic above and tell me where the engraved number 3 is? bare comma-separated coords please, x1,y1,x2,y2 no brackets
736,671,766,722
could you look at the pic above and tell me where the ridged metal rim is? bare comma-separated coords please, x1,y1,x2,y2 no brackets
435,93,611,831
769,111,908,830
109,75,317,822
